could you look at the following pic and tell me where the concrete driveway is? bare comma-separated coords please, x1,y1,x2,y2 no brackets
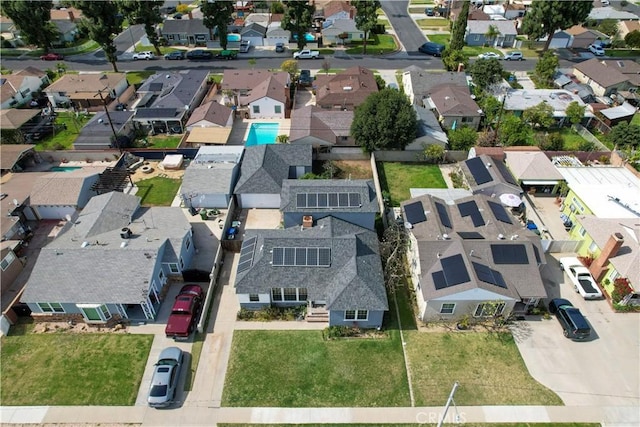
512,253,640,407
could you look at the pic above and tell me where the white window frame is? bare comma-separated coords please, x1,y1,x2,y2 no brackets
185,238,191,250
440,303,456,314
474,302,506,317
274,105,282,114
579,227,586,237
77,303,112,323
249,294,259,302
1,251,16,271
38,302,65,313
344,309,368,321
168,263,179,273
588,241,598,254
271,287,308,302
253,105,260,114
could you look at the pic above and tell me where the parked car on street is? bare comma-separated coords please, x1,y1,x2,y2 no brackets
133,51,155,60
478,52,502,60
216,50,238,60
186,49,213,60
548,298,591,340
40,53,64,61
147,347,183,408
503,51,524,61
425,7,435,16
275,42,286,53
418,42,445,56
164,51,185,60
588,44,605,56
559,257,604,300
293,49,320,59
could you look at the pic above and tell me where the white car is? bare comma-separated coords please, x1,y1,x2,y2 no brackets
239,40,250,53
478,52,502,60
588,44,605,56
559,257,604,300
133,51,155,60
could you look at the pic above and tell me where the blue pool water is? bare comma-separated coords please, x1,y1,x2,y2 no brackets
227,34,241,42
245,123,279,147
293,33,316,42
50,166,82,172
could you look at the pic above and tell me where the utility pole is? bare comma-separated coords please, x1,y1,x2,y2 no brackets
96,88,121,153
437,381,460,427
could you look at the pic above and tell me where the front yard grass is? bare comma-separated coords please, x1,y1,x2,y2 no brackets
222,328,410,407
427,34,503,57
416,18,450,29
0,321,153,406
127,70,155,86
136,176,182,206
35,111,91,151
405,331,563,406
345,34,397,55
604,49,640,58
377,162,447,206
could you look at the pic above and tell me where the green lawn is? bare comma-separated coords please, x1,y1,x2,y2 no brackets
127,70,155,86
377,162,447,206
145,135,182,148
136,176,182,206
604,49,640,58
0,321,153,406
345,34,397,55
427,34,503,57
557,128,590,151
222,328,410,407
35,111,92,151
415,18,450,29
631,113,640,126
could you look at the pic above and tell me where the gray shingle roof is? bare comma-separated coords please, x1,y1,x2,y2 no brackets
136,70,209,110
405,71,468,101
71,192,140,238
234,144,312,194
280,179,379,214
234,216,388,311
459,154,522,196
161,18,210,35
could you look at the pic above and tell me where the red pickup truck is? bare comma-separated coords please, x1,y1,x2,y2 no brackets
165,284,204,339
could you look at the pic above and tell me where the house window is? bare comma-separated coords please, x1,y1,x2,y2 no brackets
249,294,259,302
1,251,16,271
579,227,586,237
272,288,283,301
274,105,282,114
474,302,506,317
38,302,64,313
474,35,480,41
461,116,473,123
588,241,598,254
345,310,368,320
271,288,307,302
440,303,456,314
180,257,184,269
78,304,111,323
283,288,297,301
20,88,31,97
298,288,308,301
167,34,175,40
253,105,260,114
186,238,191,250
169,263,179,273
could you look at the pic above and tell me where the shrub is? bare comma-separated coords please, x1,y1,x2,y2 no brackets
611,277,633,304
323,325,360,339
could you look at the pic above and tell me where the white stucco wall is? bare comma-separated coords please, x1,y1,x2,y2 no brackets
248,97,285,119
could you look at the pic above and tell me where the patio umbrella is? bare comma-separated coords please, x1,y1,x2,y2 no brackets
499,193,523,207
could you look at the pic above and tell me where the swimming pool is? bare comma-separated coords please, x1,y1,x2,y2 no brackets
245,123,279,147
293,33,316,42
50,166,82,172
227,34,241,42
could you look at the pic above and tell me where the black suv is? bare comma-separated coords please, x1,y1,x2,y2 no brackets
548,298,591,340
186,49,212,60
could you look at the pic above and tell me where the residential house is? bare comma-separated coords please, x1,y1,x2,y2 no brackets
234,144,312,208
600,59,640,90
504,149,564,195
21,191,196,325
160,18,212,46
570,216,639,297
265,25,291,46
133,70,209,134
280,179,379,230
44,73,129,109
588,7,639,23
222,69,290,119
1,240,24,294
186,100,234,131
573,59,632,97
460,154,523,197
234,216,388,328
245,13,284,26
553,74,595,103
180,145,244,209
465,20,517,47
402,69,468,105
0,171,44,242
564,25,606,49
322,19,364,46
314,66,378,110
289,106,354,148
501,89,594,126
0,144,36,174
504,2,526,19
30,169,103,219
425,85,482,131
15,67,50,86
401,193,547,322
406,104,448,150
320,0,355,25
241,23,266,46
600,102,638,127
1,72,48,109
618,20,640,39
74,111,136,150
0,109,45,143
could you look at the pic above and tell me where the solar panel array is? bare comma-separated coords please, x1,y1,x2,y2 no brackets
494,160,518,186
487,200,513,224
433,254,470,290
237,236,258,274
296,192,361,209
458,201,485,227
404,201,427,225
466,157,493,185
491,244,529,264
272,247,331,267
457,231,484,239
435,202,452,229
472,262,507,288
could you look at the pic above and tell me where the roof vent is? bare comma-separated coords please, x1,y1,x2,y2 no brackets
120,241,128,248
98,118,103,124
81,241,90,248
498,234,505,240
343,86,352,91
510,234,519,240
120,227,132,239
442,233,450,240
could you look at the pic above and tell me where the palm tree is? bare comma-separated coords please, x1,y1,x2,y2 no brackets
484,25,501,47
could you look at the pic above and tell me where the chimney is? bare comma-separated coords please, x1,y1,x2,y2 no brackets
68,10,75,22
302,215,313,229
589,232,624,281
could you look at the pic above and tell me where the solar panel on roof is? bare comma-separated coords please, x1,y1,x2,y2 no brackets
149,82,163,91
533,245,541,264
457,231,484,239
494,160,518,185
472,262,507,288
466,157,492,185
404,201,427,225
458,201,485,227
284,248,296,265
441,254,471,286
432,271,448,290
349,193,361,206
491,244,529,264
272,247,284,265
318,193,328,207
295,248,307,265
328,193,338,207
318,248,331,266
307,247,318,265
272,247,331,266
237,236,258,273
339,193,349,207
487,201,512,224
296,193,306,208
435,202,452,229
307,193,317,208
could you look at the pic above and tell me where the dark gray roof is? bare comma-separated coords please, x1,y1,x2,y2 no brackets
234,144,312,194
75,111,134,146
135,108,180,119
241,22,266,36
460,154,522,196
161,18,210,35
406,71,468,101
235,216,388,311
280,179,379,214
136,70,209,111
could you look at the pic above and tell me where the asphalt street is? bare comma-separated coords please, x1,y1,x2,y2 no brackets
380,0,427,53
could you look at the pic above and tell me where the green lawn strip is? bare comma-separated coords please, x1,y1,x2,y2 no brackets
219,424,600,427
1,327,153,406
34,111,91,151
136,177,182,206
604,49,640,58
345,34,397,55
127,70,156,86
410,0,436,4
415,18,450,29
145,135,182,148
427,34,533,57
631,113,640,126
377,162,446,207
222,329,409,407
557,128,589,151
405,331,563,406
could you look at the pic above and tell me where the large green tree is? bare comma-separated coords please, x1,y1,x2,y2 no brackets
352,0,380,54
469,58,503,92
522,0,593,51
2,1,59,53
449,0,469,51
532,50,559,88
201,0,235,50
119,0,164,56
523,102,555,129
283,0,314,50
442,49,467,72
625,30,640,48
498,114,532,146
351,89,417,152
74,0,122,72
448,126,478,150
565,101,586,126
480,95,502,127
608,122,640,148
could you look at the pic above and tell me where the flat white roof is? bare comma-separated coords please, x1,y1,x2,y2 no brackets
503,89,595,118
556,166,640,218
